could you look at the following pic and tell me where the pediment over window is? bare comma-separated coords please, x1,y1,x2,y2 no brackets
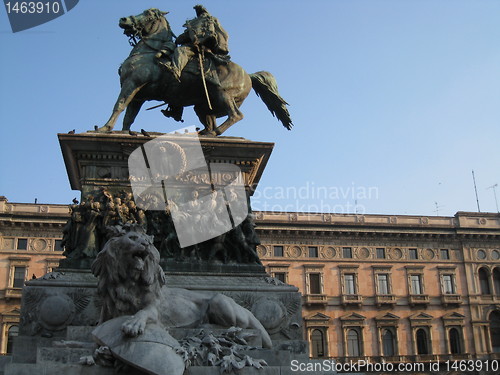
305,312,330,322
442,312,466,326
375,312,400,321
409,312,433,321
0,309,20,317
443,312,465,320
340,312,366,322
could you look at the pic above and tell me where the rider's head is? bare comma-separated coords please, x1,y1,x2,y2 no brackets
193,5,209,17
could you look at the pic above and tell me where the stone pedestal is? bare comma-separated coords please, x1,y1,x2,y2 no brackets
58,132,274,199
6,132,312,375
57,132,275,270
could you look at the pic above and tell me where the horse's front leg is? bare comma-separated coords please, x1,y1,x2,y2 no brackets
194,106,217,136
97,82,147,132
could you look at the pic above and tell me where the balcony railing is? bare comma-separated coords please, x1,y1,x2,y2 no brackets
441,294,462,306
341,294,363,306
375,294,396,306
304,294,327,305
4,288,22,299
408,294,429,306
470,294,499,304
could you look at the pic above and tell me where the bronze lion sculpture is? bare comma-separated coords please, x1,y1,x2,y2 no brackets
91,225,272,348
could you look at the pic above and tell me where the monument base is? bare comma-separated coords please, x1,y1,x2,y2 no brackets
5,132,321,374
6,269,310,375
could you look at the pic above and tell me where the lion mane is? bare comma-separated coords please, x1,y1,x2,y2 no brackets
91,224,166,323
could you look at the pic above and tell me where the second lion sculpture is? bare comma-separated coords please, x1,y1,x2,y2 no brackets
91,224,272,348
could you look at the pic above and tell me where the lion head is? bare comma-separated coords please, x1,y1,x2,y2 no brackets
91,224,166,320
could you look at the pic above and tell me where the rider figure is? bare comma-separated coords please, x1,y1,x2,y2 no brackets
162,5,230,83
160,5,230,122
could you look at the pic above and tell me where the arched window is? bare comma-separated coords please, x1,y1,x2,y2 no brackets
493,268,500,296
490,311,500,353
449,328,462,354
311,329,325,358
382,329,395,356
6,325,18,354
416,328,429,355
347,329,361,357
479,268,491,295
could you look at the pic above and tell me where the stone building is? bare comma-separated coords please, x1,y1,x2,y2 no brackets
0,197,67,354
1,195,500,364
256,210,500,363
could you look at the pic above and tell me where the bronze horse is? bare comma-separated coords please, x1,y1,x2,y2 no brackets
97,9,293,136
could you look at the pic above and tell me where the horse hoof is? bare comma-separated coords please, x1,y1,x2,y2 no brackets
199,130,217,137
96,126,112,133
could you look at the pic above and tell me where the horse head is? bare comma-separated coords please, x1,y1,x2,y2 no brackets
119,8,170,40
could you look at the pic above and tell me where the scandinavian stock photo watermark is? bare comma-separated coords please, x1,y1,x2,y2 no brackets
128,131,248,248
127,129,380,248
250,182,379,214
290,358,500,373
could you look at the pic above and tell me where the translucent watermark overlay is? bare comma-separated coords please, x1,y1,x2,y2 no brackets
251,182,379,214
3,0,79,33
128,130,248,248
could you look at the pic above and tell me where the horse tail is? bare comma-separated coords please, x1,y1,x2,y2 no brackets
250,71,293,130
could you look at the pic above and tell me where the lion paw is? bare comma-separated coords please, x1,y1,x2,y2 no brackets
121,316,146,337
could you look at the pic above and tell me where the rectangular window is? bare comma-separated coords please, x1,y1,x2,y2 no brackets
54,239,63,251
344,274,356,294
13,267,26,288
442,275,455,294
273,246,284,257
377,274,389,294
309,273,322,294
410,275,423,294
343,247,353,259
440,249,450,260
16,239,28,250
308,246,319,258
409,248,418,260
274,272,286,283
376,248,386,259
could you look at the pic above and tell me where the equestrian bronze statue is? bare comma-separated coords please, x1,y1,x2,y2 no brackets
97,7,293,136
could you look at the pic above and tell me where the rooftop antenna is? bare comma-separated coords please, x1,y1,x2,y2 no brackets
472,170,481,212
433,201,444,216
487,183,499,213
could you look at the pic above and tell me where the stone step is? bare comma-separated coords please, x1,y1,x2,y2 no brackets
239,348,293,366
37,347,93,365
185,365,340,375
66,326,96,342
7,362,335,375
5,362,113,375
11,336,59,364
187,366,280,375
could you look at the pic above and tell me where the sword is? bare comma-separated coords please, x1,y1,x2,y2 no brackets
146,102,168,111
197,48,213,110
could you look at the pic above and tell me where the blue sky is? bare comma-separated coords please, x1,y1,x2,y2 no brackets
1,0,499,216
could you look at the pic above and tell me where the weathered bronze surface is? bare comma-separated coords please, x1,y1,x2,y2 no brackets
97,7,293,136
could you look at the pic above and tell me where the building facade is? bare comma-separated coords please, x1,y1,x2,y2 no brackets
0,197,67,354
256,210,500,363
1,195,500,364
